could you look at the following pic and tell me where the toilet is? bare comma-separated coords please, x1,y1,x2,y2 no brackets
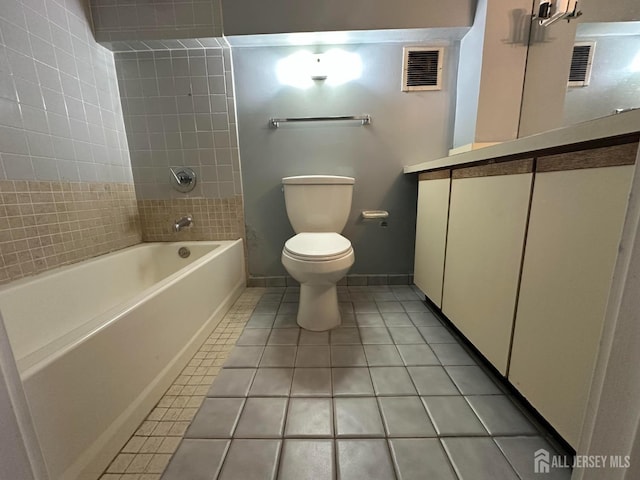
281,175,355,331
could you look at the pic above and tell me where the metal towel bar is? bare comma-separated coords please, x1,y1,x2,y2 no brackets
269,115,371,128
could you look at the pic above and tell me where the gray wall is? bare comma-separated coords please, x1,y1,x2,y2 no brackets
453,0,486,148
114,46,241,199
564,34,640,125
234,42,459,277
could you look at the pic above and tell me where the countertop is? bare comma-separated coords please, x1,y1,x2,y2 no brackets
404,109,640,174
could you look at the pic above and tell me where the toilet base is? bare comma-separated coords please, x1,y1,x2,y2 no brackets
297,283,341,331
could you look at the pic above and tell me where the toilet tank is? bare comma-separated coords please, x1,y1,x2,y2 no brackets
283,175,355,233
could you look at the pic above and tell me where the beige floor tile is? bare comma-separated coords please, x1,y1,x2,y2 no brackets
145,454,172,473
146,408,167,421
135,421,158,436
161,408,182,421
122,436,146,453
170,396,189,408
140,437,163,453
157,437,181,454
179,386,197,396
178,408,198,421
165,385,182,396
186,396,204,408
167,422,190,436
107,453,135,473
125,453,153,473
193,385,210,395
157,396,176,408
150,422,173,436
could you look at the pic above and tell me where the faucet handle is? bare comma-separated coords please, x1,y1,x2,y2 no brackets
173,216,193,232
169,167,197,193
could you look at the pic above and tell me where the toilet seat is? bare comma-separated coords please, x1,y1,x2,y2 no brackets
284,233,352,261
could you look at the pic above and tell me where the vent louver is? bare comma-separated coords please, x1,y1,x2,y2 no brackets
402,47,443,92
568,42,595,87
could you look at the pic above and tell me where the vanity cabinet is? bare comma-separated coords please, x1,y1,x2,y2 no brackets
441,160,533,375
508,144,637,447
408,115,640,449
413,171,451,307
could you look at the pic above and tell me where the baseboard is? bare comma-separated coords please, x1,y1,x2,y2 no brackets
247,274,414,288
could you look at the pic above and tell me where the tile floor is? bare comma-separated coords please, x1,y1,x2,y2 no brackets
102,286,574,480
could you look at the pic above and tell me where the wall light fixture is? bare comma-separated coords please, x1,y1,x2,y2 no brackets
276,49,362,89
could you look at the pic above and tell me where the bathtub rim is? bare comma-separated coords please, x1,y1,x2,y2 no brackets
10,240,240,378
0,240,229,294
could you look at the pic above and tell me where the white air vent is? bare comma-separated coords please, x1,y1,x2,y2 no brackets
402,47,443,92
568,42,595,87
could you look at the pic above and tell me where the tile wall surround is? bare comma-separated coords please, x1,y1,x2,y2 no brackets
114,44,245,244
0,0,133,184
98,38,226,54
0,0,141,283
89,0,223,42
0,180,141,284
138,196,244,241
114,46,241,201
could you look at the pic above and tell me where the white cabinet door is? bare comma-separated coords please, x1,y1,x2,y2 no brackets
442,161,533,375
509,162,634,448
414,172,451,307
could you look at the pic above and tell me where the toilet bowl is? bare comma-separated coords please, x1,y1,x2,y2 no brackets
282,232,355,331
280,175,355,331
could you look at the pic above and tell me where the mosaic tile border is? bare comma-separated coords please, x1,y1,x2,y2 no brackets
137,196,244,241
0,180,141,284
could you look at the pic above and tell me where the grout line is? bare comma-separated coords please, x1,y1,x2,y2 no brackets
437,437,463,480
111,286,571,479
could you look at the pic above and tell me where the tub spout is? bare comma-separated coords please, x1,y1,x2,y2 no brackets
174,216,193,232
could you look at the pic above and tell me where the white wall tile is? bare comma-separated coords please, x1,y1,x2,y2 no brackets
32,156,59,180
2,153,34,179
0,0,132,183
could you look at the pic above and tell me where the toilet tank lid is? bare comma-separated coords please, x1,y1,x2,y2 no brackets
282,175,355,185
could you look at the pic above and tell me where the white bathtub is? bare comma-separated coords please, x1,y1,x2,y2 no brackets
0,240,245,480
